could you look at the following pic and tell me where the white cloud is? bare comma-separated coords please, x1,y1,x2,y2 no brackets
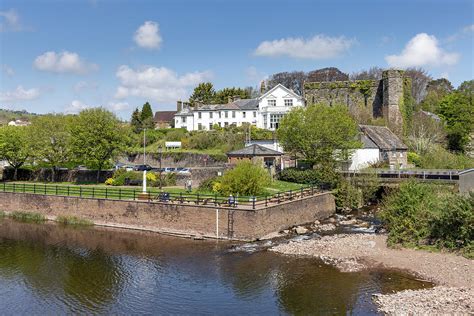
34,51,98,74
463,24,474,33
385,33,460,68
114,65,212,103
0,86,40,102
254,34,355,59
65,100,90,114
107,101,130,111
1,64,15,77
73,81,98,93
0,9,22,32
245,66,267,83
134,21,162,49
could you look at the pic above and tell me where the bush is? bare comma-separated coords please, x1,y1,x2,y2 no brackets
334,179,362,210
105,178,114,185
418,146,474,169
11,211,46,223
56,215,93,226
380,181,473,257
407,152,421,167
213,162,270,196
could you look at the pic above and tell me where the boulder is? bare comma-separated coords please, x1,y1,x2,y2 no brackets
340,219,357,225
295,226,308,235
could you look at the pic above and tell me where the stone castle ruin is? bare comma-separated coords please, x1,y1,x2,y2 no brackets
303,69,410,134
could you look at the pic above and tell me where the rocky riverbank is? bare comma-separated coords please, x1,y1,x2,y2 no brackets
270,233,474,314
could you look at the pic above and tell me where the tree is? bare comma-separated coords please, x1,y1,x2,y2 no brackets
140,102,155,129
438,91,474,152
214,87,251,104
407,112,445,155
306,67,349,82
130,108,142,133
350,67,384,81
277,104,361,169
0,126,31,180
213,161,270,196
189,82,216,105
29,114,72,182
404,68,432,104
70,108,127,183
420,78,454,113
266,71,306,95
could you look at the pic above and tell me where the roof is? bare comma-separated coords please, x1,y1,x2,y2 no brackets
154,111,177,122
195,98,259,111
258,83,303,101
227,144,283,157
360,134,378,149
359,125,408,150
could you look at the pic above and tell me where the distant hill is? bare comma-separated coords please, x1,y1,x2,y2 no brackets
0,109,39,125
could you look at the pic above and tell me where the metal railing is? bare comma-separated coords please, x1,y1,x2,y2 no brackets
340,169,461,181
0,182,323,210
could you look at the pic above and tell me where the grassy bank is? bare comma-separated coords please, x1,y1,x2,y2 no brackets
56,215,93,226
10,211,46,223
379,181,473,258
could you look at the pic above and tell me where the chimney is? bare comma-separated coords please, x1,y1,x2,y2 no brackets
233,95,241,102
228,96,233,104
177,100,182,112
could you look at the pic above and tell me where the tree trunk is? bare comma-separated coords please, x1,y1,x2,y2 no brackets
96,165,102,184
51,167,55,183
13,167,18,181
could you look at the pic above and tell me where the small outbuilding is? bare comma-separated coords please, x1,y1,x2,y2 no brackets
226,144,283,170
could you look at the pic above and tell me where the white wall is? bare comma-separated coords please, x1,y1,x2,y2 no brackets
348,148,380,171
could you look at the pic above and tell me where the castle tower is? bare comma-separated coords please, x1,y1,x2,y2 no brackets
382,70,404,135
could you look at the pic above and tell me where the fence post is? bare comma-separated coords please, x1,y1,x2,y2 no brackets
55,185,58,195
196,193,199,205
311,185,314,195
44,184,47,195
3,182,5,192
277,193,280,204
33,184,36,194
252,197,255,210
119,188,122,200
92,187,95,198
265,195,268,207
133,190,136,200
105,187,108,199
67,186,70,196
300,187,303,198
13,183,15,192
23,183,25,193
79,187,82,198
214,194,217,206
289,190,292,200
180,192,183,203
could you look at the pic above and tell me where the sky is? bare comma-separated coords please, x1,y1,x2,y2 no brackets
0,0,473,119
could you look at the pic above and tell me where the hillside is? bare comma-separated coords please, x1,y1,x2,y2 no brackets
0,109,38,125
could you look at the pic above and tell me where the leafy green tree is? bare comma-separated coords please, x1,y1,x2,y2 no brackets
214,161,270,196
30,114,73,181
0,126,31,180
420,78,454,113
438,91,474,152
214,87,251,104
277,104,361,169
70,108,127,182
130,108,142,133
189,82,216,105
140,102,155,129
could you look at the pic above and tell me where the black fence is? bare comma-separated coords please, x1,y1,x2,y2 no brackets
1,182,323,210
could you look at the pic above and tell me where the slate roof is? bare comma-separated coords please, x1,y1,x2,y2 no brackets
360,134,378,149
181,98,259,113
154,111,177,122
227,144,283,157
359,125,408,150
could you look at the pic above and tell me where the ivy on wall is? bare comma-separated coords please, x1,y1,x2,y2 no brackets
400,77,415,135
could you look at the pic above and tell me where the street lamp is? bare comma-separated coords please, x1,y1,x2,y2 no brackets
142,128,147,194
158,145,163,190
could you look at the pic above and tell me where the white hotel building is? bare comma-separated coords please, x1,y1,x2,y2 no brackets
174,84,304,131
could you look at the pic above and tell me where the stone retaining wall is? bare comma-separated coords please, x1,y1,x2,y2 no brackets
0,191,335,240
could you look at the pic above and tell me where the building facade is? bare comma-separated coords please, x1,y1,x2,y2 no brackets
174,84,304,131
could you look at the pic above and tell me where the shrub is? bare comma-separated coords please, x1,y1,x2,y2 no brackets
198,176,219,192
11,211,46,223
334,179,362,210
56,215,93,226
105,178,115,185
418,146,474,169
407,152,421,167
278,166,340,188
213,162,270,196
430,193,474,252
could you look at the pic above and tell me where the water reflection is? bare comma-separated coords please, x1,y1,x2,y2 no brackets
0,219,432,314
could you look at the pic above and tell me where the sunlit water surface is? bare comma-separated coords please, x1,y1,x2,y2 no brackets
0,219,432,315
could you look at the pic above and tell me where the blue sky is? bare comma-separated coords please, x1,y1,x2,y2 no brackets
0,0,472,119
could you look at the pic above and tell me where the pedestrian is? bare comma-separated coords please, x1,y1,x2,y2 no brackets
228,194,235,206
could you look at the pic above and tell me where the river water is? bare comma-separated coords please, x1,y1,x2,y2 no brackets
0,218,431,315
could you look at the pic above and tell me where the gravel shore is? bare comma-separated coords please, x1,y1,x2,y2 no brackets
270,233,474,314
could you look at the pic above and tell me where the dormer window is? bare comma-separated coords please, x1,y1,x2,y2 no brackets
268,99,276,107
284,99,293,106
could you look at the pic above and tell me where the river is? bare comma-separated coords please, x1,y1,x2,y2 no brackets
0,218,432,315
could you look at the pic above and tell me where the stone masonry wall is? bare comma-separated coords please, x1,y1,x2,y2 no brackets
0,191,335,241
303,70,405,130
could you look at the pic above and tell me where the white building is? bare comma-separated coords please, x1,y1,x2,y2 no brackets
174,84,304,131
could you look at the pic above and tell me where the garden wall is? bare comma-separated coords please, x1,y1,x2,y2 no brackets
0,191,335,241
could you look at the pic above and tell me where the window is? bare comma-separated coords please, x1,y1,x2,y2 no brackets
243,112,246,118
182,117,186,123
219,112,222,119
225,111,228,118
197,123,202,130
253,111,257,118
284,99,293,106
210,112,213,119
198,112,202,119
232,111,236,118
263,115,268,129
267,99,276,107
209,123,213,130
270,114,284,129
